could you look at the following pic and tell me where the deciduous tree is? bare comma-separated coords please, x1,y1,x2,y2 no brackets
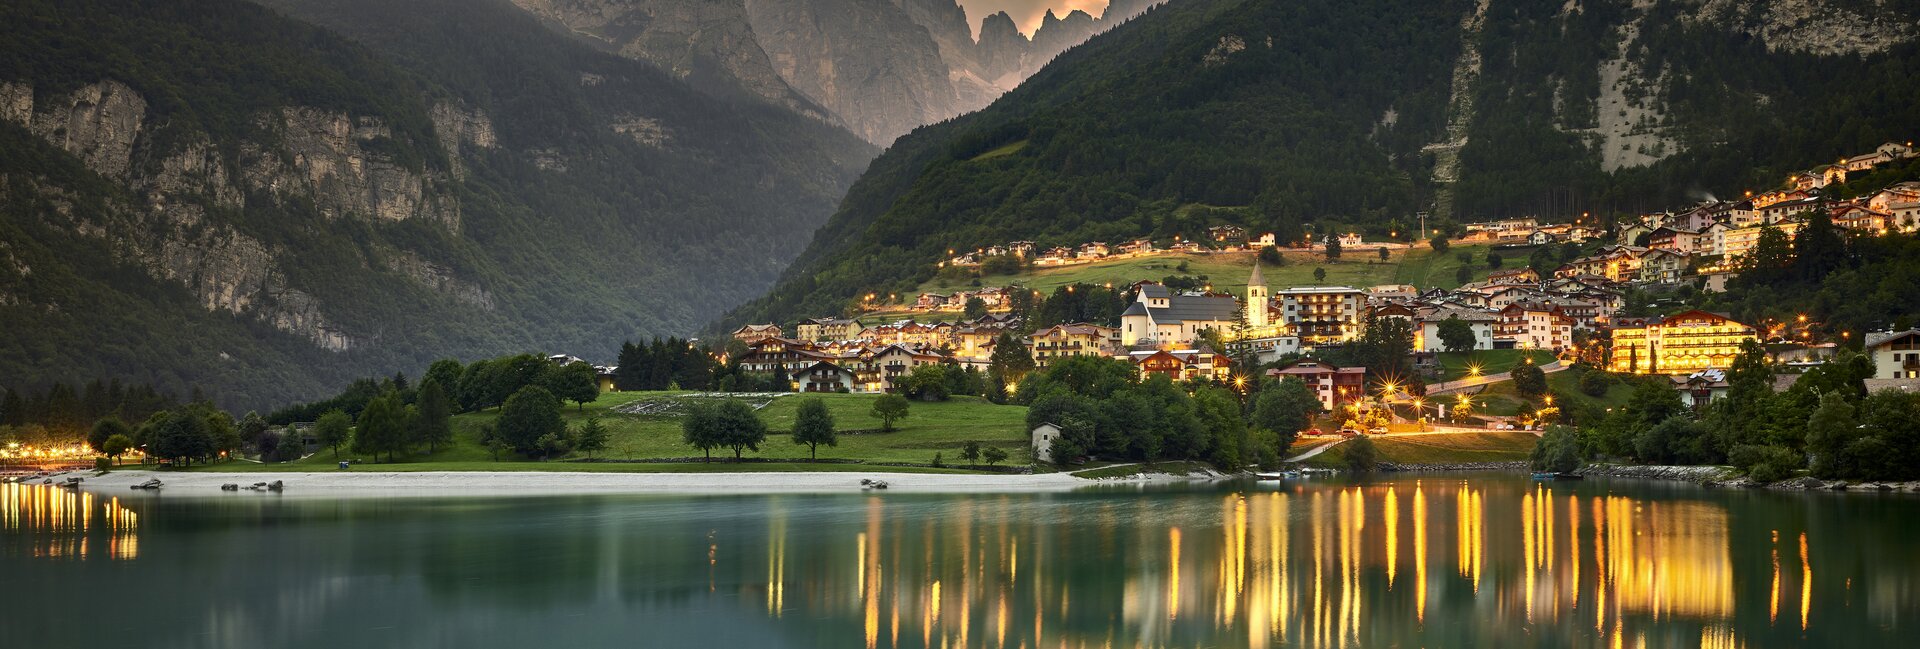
315,409,352,458
871,394,911,432
790,398,836,460
496,386,563,459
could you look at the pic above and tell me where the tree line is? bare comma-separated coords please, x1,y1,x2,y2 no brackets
1015,355,1323,469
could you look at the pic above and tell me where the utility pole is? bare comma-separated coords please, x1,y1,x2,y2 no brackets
1417,211,1429,240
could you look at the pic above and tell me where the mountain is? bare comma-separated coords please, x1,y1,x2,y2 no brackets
0,0,873,410
508,0,1162,145
714,0,1920,330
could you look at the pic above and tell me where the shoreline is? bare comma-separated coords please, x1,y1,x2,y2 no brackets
1576,463,1920,493
51,467,1202,498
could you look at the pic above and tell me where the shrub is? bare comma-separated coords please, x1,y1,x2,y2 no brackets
1344,437,1379,473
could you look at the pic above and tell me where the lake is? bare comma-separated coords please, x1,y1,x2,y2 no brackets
3,475,1915,648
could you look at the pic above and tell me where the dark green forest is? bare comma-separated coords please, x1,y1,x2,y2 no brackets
716,0,1920,332
0,0,873,411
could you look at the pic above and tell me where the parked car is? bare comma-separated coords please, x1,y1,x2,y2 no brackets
1304,428,1325,437
1337,428,1362,438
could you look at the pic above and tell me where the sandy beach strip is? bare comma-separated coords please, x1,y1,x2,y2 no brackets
59,468,1103,498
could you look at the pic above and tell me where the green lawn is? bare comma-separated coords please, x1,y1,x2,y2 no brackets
1303,432,1538,467
1433,349,1545,383
199,391,1033,472
1546,366,1637,412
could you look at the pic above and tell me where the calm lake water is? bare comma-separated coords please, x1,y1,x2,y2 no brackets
3,475,1915,648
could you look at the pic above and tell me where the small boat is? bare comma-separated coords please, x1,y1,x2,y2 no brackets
1531,472,1584,481
1254,471,1300,481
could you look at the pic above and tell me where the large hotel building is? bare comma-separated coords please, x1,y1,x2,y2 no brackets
1609,310,1758,374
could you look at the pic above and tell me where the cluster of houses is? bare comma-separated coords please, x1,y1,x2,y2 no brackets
1457,217,1602,245
913,287,1011,311
727,138,1918,408
1578,141,1920,286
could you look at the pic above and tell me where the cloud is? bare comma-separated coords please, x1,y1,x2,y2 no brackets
958,0,1110,37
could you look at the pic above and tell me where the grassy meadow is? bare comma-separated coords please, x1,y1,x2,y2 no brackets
909,243,1502,305
194,391,1033,473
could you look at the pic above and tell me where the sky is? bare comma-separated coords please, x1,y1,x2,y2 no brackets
957,0,1109,37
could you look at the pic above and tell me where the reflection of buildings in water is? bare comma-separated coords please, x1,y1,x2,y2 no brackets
0,483,139,560
667,480,1906,649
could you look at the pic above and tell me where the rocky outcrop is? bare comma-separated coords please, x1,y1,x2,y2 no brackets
1691,0,1919,56
975,2,1163,85
0,80,493,352
241,107,462,228
974,12,1029,86
611,114,668,147
384,250,495,311
9,80,148,180
430,101,497,179
508,0,816,117
744,0,956,145
504,0,1163,146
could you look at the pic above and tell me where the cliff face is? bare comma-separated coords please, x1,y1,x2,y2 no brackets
0,79,482,351
974,1,1164,86
508,0,826,119
0,0,875,410
743,0,959,145
504,0,1160,145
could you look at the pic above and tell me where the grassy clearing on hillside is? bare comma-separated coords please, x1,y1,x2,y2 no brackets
906,242,1502,306
1303,432,1538,467
928,250,1409,298
968,139,1028,161
202,392,1032,472
1391,244,1495,290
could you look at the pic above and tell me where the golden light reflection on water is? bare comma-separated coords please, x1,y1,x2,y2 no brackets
4,479,1898,648
706,479,1872,649
1,483,138,560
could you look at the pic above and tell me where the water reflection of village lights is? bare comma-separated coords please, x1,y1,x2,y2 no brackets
1,483,140,560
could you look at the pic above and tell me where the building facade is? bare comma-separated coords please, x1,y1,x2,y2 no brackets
1609,310,1757,375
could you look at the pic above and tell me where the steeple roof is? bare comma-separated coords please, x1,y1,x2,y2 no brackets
1248,260,1265,289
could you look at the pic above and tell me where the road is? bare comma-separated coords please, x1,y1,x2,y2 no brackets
1424,360,1566,395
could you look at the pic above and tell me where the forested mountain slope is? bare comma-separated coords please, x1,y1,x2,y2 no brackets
716,0,1920,330
0,0,873,410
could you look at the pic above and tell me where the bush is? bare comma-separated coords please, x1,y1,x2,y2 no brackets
1512,362,1548,398
931,451,945,468
1530,424,1582,473
1344,436,1379,473
1730,444,1802,484
95,457,113,471
1577,369,1612,397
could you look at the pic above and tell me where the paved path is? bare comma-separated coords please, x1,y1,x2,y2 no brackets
1425,360,1566,395
1284,427,1540,463
1285,439,1347,463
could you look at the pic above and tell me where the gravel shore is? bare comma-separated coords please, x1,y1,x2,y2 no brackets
59,469,1091,498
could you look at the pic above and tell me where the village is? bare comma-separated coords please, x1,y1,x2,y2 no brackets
722,139,1920,418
